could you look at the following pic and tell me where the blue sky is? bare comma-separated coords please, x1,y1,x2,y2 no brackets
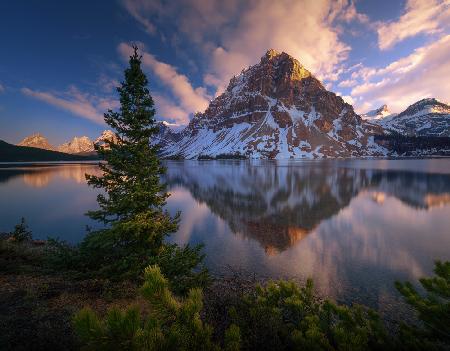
0,0,449,145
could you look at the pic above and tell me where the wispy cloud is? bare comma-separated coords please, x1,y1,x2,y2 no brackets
153,93,191,125
21,86,118,125
97,74,120,93
118,42,210,125
377,0,450,50
350,35,450,112
121,0,370,96
338,79,358,88
122,0,159,35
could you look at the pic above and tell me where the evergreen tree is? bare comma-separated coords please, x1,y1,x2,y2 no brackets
78,46,207,292
395,260,450,350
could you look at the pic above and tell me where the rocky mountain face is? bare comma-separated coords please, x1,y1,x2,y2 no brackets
154,122,180,149
94,130,119,150
361,104,393,121
160,49,386,159
57,136,94,154
18,133,55,151
373,98,450,137
17,130,117,154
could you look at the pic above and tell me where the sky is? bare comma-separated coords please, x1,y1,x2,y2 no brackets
0,0,449,145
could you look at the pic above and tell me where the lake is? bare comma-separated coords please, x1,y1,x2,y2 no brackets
1,159,450,319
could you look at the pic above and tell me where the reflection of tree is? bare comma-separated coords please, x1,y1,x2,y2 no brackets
0,164,102,188
165,161,450,254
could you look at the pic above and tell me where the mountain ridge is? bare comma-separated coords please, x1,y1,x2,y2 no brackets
160,49,386,159
369,98,450,137
0,139,99,162
16,130,118,154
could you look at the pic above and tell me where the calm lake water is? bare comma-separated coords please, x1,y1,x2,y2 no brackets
1,159,450,318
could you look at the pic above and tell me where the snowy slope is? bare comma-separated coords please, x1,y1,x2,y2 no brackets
361,105,394,121
159,50,387,159
374,98,450,137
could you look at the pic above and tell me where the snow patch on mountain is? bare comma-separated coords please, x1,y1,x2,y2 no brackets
159,49,387,159
374,98,450,137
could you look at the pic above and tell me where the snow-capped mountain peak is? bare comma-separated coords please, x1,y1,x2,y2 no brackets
17,130,118,154
18,133,55,151
159,49,386,159
374,98,450,137
361,104,392,120
94,130,119,149
58,136,94,154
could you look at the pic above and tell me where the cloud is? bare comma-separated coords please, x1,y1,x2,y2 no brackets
377,0,450,50
122,0,159,34
122,0,370,95
21,86,117,125
153,94,191,125
338,79,358,88
97,74,120,93
118,42,210,124
350,35,450,112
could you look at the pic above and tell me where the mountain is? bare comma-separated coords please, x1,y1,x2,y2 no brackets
155,122,180,149
15,130,117,155
94,130,119,149
160,49,386,159
375,98,450,137
57,136,94,154
0,139,97,162
18,133,55,151
361,104,393,121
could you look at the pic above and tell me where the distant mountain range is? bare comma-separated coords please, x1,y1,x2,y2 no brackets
17,130,118,155
9,50,450,160
0,140,99,162
156,50,449,159
367,98,450,137
360,104,392,121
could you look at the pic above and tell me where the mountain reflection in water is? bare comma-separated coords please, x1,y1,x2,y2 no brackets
162,160,450,318
1,159,449,318
165,160,450,253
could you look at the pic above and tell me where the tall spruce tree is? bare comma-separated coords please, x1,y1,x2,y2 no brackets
79,46,207,292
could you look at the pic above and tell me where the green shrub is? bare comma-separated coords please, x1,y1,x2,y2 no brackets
74,265,235,351
74,262,450,351
230,279,392,351
10,217,32,242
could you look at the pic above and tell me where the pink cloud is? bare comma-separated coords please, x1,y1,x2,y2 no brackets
153,94,191,125
21,87,114,125
350,35,450,112
121,0,371,95
338,79,358,88
121,0,159,35
377,0,450,50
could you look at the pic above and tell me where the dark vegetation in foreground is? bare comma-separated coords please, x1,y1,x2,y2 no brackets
1,232,450,351
1,48,449,351
0,140,100,162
